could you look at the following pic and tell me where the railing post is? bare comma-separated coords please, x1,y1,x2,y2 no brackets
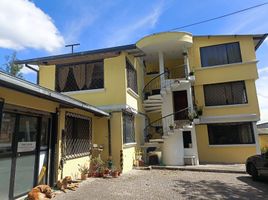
183,51,190,78
158,51,165,89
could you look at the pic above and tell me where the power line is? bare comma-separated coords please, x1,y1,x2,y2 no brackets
169,2,268,31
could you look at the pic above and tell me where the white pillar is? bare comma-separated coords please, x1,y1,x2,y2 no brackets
183,51,190,77
252,122,261,154
158,51,165,88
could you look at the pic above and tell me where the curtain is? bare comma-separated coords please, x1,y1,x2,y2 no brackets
226,43,241,63
72,64,86,90
58,67,69,91
85,63,94,88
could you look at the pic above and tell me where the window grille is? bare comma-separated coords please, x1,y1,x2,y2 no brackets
65,113,92,158
123,112,135,144
208,122,255,145
56,61,104,92
126,59,138,94
200,42,242,67
204,81,247,106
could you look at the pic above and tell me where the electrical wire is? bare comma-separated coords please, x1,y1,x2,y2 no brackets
169,2,268,31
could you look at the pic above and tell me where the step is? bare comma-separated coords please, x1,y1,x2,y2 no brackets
144,107,162,112
143,103,162,107
146,109,161,113
148,94,162,100
144,99,163,104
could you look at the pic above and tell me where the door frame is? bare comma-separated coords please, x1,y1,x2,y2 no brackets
3,110,52,200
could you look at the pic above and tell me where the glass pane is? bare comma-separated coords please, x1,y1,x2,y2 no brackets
14,154,35,197
0,157,12,200
226,43,241,64
0,113,16,154
17,116,38,153
40,118,49,150
38,151,48,185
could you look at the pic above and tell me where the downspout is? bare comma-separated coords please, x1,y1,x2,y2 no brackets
108,118,112,156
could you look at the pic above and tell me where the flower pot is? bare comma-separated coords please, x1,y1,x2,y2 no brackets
112,171,119,178
81,173,88,180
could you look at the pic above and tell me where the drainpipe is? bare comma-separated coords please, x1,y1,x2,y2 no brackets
108,118,112,156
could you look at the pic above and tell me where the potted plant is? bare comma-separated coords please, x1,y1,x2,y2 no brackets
169,124,174,131
111,167,119,178
188,111,197,122
90,157,105,177
197,106,203,116
78,163,89,180
188,70,195,82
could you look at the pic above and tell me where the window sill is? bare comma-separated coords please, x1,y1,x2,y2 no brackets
127,88,139,99
62,88,105,95
205,103,248,109
196,60,257,71
209,144,255,148
123,142,137,148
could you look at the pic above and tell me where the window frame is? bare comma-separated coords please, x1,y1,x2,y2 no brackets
123,112,135,144
200,42,242,67
203,81,248,106
55,60,104,93
64,113,92,159
126,58,138,94
208,122,255,145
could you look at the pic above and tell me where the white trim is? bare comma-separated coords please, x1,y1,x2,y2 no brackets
195,60,258,71
205,103,248,109
209,144,256,147
123,142,137,148
62,88,105,95
252,122,261,154
98,104,138,114
199,114,259,124
127,88,139,99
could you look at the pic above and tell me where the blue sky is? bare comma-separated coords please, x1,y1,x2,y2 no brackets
0,0,268,122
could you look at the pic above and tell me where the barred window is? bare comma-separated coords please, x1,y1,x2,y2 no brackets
56,61,104,92
65,113,92,158
126,59,138,94
200,42,242,67
204,81,247,106
123,112,135,144
208,122,255,145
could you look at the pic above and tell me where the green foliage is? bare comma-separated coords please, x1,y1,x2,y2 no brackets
261,146,268,154
2,51,23,78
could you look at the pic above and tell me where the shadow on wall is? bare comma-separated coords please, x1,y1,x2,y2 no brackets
172,176,268,200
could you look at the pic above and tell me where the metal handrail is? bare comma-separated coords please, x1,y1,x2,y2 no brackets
143,64,187,99
144,107,190,142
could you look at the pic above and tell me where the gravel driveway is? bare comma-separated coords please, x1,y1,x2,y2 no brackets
53,170,268,200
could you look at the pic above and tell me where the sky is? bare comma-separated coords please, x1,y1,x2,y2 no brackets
0,0,267,123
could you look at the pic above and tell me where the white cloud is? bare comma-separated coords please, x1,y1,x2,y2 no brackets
20,64,38,75
0,0,64,52
103,2,164,47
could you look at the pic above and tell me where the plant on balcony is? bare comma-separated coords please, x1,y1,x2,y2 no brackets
189,71,194,76
197,106,203,116
169,124,174,130
188,111,198,122
261,145,268,154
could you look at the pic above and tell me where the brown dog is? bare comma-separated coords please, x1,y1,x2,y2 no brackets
28,185,53,200
56,176,79,193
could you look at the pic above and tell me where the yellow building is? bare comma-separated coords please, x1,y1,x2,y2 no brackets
0,71,109,199
9,32,266,181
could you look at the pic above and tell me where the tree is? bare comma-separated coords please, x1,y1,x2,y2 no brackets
2,51,23,78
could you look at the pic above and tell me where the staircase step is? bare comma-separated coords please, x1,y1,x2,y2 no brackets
144,107,162,112
148,94,162,100
144,99,163,104
143,103,162,107
146,109,161,113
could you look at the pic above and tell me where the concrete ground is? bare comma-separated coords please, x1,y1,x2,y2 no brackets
53,170,268,200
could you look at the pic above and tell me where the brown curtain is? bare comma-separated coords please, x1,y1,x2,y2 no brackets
58,67,69,91
73,64,86,90
85,63,94,88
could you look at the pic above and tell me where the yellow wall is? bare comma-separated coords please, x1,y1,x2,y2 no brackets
196,125,256,163
259,134,268,150
39,65,56,90
122,146,135,173
0,86,58,113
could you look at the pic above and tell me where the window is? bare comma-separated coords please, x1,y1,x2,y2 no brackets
123,112,135,144
56,61,104,92
200,42,242,67
65,113,92,157
208,122,255,145
126,59,138,94
204,81,247,106
0,113,16,154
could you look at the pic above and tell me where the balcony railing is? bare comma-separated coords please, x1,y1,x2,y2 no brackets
144,107,190,142
143,64,187,99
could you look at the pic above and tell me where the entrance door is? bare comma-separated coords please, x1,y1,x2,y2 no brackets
173,90,188,120
11,115,39,199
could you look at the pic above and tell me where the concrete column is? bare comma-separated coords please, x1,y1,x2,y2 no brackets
252,122,261,154
183,51,190,77
158,51,165,88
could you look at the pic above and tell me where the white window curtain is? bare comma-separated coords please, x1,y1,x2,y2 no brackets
72,64,86,90
58,67,69,91
85,63,95,88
